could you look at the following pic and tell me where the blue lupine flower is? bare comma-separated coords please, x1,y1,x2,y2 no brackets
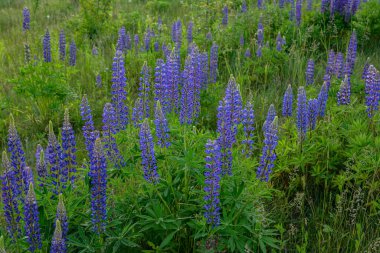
24,183,42,252
22,166,34,194
1,151,21,239
204,139,222,227
23,7,30,32
134,34,139,52
317,82,329,118
36,149,48,187
242,0,247,12
92,45,98,56
144,29,152,51
321,0,329,12
362,58,370,80
257,19,264,47
282,84,293,117
276,32,285,52
111,50,129,131
154,41,159,52
102,103,125,168
116,26,128,53
306,59,315,85
257,116,279,182
139,120,159,183
209,42,218,83
256,45,262,58
59,30,66,61
279,0,285,8
242,101,255,157
154,59,165,103
206,31,212,41
222,5,228,25
162,50,180,114
180,46,202,124
69,40,76,66
296,0,302,26
334,52,344,78
187,21,193,45
43,30,51,62
80,95,99,158
62,109,77,185
217,99,233,176
96,74,102,87
46,121,67,194
344,32,357,76
133,62,151,125
337,75,351,105
296,86,308,141
307,0,312,10
365,65,379,118
35,144,43,163
244,48,251,58
154,101,170,148
289,0,295,21
326,50,335,76
307,98,318,130
258,0,263,9
55,194,68,252
263,104,276,134
224,76,243,141
8,114,26,198
172,20,182,48
89,139,107,234
51,219,65,253
240,35,244,47
323,73,331,90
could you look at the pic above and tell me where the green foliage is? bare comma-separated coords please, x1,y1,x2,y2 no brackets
353,1,380,45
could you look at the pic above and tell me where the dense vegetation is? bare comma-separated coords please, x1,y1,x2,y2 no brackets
0,0,379,252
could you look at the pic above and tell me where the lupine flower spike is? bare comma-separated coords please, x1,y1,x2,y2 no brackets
296,86,308,142
217,99,233,176
36,149,48,187
365,65,379,118
242,101,255,157
154,101,170,148
282,84,293,117
204,140,222,227
24,183,42,252
43,29,51,62
56,194,68,251
317,82,328,118
69,40,76,66
80,95,99,158
139,120,159,183
257,117,279,182
306,59,315,85
50,219,65,253
307,99,318,130
337,75,351,105
89,139,107,234
62,109,77,185
23,7,30,32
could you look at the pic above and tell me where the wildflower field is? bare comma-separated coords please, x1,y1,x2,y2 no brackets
0,0,380,252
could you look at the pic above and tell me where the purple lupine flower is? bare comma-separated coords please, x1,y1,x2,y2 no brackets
144,30,152,51
43,29,51,62
365,65,379,118
96,74,102,87
289,0,295,21
206,31,212,41
126,32,132,51
222,5,228,26
258,0,263,9
35,144,43,163
321,0,329,12
306,59,315,85
116,26,127,53
244,48,251,58
362,58,370,80
307,0,312,10
279,0,285,8
257,116,279,182
209,42,218,83
296,0,302,26
224,76,243,141
256,45,262,58
263,104,276,134
307,99,318,130
24,183,42,252
80,95,98,158
46,121,67,194
59,30,66,61
242,101,255,157
317,82,329,118
172,20,182,48
157,17,163,33
102,103,125,168
51,219,65,253
111,50,129,131
154,101,170,148
344,31,357,76
334,52,344,78
154,59,165,103
1,151,21,239
282,84,293,117
324,73,331,90
8,115,27,197
134,34,139,52
216,99,233,176
133,62,151,125
22,166,34,194
276,32,285,52
92,45,98,56
162,50,181,114
337,75,351,105
204,139,222,227
187,21,193,45
257,20,264,47
139,120,159,183
326,50,336,76
240,35,244,47
23,7,30,32
89,138,107,234
154,41,159,52
55,194,68,251
62,109,77,185
180,46,202,124
242,0,247,12
36,149,48,187
296,86,308,141
69,40,76,66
